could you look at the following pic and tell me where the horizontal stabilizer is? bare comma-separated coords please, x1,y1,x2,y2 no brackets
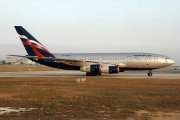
7,54,40,61
7,54,38,59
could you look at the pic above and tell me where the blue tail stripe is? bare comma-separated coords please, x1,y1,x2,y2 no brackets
24,45,36,56
20,38,28,42
37,48,55,58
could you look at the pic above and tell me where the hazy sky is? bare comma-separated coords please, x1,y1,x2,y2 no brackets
0,0,180,63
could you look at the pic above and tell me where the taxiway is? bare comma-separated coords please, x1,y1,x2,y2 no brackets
0,70,180,79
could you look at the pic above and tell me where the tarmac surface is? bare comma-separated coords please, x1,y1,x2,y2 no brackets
0,69,180,79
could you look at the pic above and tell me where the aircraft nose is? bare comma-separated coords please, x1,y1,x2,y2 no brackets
170,60,175,65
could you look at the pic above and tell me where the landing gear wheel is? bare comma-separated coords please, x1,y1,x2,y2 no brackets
147,70,152,77
86,72,91,76
98,73,102,76
148,72,152,76
86,72,97,76
92,73,97,76
86,72,99,76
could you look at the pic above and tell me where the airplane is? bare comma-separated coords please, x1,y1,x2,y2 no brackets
8,26,175,76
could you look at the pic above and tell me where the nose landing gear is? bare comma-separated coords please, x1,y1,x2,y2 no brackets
148,70,153,76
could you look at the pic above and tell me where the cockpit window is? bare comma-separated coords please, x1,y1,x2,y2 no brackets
165,57,171,60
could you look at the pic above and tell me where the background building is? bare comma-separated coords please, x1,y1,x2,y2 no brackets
5,57,36,65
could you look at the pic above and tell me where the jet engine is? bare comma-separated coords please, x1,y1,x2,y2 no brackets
80,64,101,73
101,65,119,74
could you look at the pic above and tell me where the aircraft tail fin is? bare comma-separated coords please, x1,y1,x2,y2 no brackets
14,26,56,58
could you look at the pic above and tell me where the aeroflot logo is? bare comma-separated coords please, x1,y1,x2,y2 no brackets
19,34,44,48
29,40,44,48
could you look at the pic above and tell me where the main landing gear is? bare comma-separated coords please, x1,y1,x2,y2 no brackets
148,70,153,76
86,72,101,76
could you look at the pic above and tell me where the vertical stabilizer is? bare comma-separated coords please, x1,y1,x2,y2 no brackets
14,26,56,58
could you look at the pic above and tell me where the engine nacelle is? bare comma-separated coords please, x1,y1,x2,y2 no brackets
101,65,119,74
80,64,101,73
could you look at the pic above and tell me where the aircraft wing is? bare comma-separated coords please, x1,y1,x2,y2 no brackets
51,58,126,67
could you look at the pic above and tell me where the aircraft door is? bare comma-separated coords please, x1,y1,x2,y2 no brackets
154,57,158,62
127,56,132,62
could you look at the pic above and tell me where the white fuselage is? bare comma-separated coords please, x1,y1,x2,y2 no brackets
54,53,175,70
